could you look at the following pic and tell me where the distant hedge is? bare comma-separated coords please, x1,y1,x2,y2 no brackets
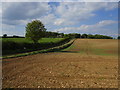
2,37,71,55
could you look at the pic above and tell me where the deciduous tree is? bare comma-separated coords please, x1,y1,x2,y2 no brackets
25,20,46,43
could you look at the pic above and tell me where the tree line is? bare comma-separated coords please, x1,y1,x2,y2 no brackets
2,32,114,39
2,20,119,44
63,33,114,39
2,34,24,38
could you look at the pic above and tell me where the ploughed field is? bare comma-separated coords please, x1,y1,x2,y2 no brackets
2,39,118,88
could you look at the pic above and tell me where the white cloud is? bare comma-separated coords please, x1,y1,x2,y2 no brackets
84,0,119,2
97,20,117,27
0,3,2,35
2,24,15,30
2,2,51,25
54,18,65,25
2,24,15,35
53,2,117,26
2,23,25,36
2,2,117,26
55,2,94,25
3,19,30,25
40,14,56,25
0,5,2,16
39,14,57,30
54,20,117,33
1,0,51,2
1,0,119,2
85,2,117,11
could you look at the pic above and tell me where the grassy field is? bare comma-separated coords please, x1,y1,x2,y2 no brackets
2,38,64,43
2,39,118,88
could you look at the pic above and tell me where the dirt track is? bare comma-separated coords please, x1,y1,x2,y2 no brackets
2,39,118,88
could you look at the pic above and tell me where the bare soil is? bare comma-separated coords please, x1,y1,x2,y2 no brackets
2,39,118,88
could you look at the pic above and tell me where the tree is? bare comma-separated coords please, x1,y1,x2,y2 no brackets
81,34,88,38
75,33,81,38
118,36,120,39
13,35,19,38
25,20,46,43
3,34,7,38
87,34,94,39
59,33,64,38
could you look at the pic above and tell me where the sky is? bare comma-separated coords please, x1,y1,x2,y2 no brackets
1,1,119,38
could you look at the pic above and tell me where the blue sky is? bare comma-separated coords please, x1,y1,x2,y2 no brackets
1,2,118,38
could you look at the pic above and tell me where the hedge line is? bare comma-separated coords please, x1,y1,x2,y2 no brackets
2,39,75,59
2,38,71,55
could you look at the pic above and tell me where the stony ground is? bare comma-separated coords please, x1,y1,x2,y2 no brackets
2,39,118,88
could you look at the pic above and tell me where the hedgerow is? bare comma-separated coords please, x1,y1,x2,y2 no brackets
2,37,71,55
